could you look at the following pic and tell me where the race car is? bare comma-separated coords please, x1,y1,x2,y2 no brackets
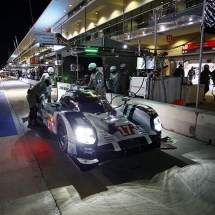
38,88,162,165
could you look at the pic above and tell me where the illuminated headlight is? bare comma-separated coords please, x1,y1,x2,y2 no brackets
154,116,162,131
75,126,96,144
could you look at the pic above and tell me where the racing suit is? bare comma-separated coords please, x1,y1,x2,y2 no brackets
106,72,120,93
27,81,47,125
88,70,105,96
40,72,54,102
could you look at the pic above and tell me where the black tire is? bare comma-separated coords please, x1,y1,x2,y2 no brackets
57,117,68,152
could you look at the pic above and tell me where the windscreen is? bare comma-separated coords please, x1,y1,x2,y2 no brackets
76,98,112,114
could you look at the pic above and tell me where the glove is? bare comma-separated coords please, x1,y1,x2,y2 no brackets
39,94,45,99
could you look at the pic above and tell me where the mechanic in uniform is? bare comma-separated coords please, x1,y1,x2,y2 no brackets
106,66,119,93
88,63,105,96
40,67,55,102
27,80,49,126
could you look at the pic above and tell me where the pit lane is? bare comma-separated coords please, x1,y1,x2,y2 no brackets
0,78,215,215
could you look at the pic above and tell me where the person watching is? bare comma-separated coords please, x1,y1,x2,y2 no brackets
200,64,212,100
173,64,184,77
187,66,196,84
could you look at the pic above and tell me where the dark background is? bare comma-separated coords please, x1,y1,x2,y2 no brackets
0,0,51,68
204,0,215,34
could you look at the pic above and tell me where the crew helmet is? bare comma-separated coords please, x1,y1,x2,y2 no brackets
120,63,126,69
204,64,209,70
88,63,97,71
110,66,116,73
47,67,55,75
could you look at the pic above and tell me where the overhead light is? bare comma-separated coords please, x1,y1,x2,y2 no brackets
53,45,65,51
95,11,98,14
85,48,98,53
69,5,72,7
160,25,166,31
123,45,128,49
77,22,80,25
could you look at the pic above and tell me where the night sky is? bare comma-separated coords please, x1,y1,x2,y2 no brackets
0,0,51,68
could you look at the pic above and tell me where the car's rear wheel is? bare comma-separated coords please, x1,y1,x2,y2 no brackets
57,117,68,152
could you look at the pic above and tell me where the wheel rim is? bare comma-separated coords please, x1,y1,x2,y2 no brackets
58,122,67,149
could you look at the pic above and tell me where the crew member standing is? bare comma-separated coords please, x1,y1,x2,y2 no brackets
88,63,105,96
118,63,129,95
106,66,119,93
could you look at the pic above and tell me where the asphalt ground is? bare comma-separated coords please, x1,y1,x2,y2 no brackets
0,77,215,215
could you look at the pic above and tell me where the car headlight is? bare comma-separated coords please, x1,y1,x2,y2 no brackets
154,116,162,132
74,126,96,144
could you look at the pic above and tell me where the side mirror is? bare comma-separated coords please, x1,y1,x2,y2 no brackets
51,102,60,110
121,97,130,104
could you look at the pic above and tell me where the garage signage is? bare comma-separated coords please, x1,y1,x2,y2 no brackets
29,31,58,44
166,35,173,43
182,40,215,54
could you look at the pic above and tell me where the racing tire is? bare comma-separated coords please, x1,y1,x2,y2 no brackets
57,117,68,152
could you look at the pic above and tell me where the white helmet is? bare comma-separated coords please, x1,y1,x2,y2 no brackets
110,66,116,73
120,63,126,69
88,63,97,71
47,67,55,74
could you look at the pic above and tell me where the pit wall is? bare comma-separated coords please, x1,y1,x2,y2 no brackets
13,77,215,145
106,93,215,145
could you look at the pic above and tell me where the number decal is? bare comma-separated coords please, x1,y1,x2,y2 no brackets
100,130,111,136
48,121,52,130
116,125,135,136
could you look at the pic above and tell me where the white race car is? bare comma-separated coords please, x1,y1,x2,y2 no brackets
38,88,162,165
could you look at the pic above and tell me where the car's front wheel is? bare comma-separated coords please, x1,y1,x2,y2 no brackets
57,116,68,152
